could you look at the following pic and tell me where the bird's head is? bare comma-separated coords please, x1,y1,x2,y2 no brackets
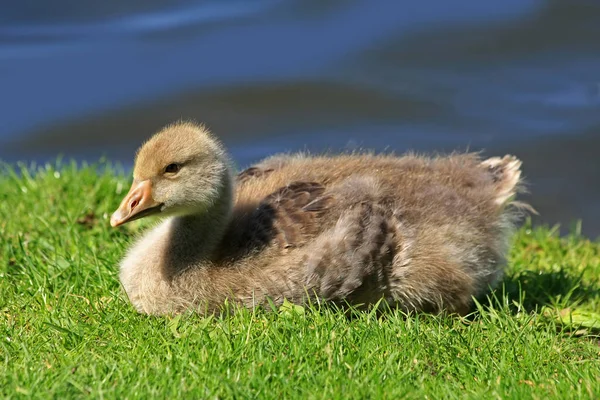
111,122,232,227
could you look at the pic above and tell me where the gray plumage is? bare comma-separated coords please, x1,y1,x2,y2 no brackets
111,122,528,315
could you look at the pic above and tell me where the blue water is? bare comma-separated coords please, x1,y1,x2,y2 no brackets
1,0,600,236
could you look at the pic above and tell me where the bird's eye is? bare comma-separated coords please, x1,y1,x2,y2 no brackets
164,163,181,174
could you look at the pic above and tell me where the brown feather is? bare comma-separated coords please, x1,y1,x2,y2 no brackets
114,122,530,315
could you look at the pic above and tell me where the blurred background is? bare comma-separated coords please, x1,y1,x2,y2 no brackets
1,0,599,236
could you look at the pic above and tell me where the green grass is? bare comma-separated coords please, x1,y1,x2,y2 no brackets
1,160,599,399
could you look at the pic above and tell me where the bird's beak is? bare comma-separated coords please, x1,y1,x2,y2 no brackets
110,179,162,227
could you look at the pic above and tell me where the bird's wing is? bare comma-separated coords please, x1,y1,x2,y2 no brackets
222,181,335,259
251,181,334,250
304,202,400,301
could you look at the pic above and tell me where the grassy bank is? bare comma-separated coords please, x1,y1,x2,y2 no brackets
1,160,599,399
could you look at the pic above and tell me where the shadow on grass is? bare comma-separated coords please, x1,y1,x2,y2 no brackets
467,269,600,334
287,267,600,323
492,269,600,313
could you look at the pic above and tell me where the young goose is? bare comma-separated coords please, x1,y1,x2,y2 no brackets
111,122,526,316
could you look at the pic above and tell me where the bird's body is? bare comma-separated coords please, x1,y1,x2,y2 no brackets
112,122,526,315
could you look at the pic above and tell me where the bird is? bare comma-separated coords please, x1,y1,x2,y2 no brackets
110,121,527,316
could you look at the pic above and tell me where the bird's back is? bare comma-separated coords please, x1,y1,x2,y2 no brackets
232,152,519,235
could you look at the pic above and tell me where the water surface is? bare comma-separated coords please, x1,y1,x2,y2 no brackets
1,0,599,236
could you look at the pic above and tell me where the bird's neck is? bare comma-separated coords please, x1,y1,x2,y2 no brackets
164,169,234,275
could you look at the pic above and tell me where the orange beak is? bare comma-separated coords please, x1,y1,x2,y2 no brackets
110,180,162,227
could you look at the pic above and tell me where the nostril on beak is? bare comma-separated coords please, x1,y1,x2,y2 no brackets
130,199,139,210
